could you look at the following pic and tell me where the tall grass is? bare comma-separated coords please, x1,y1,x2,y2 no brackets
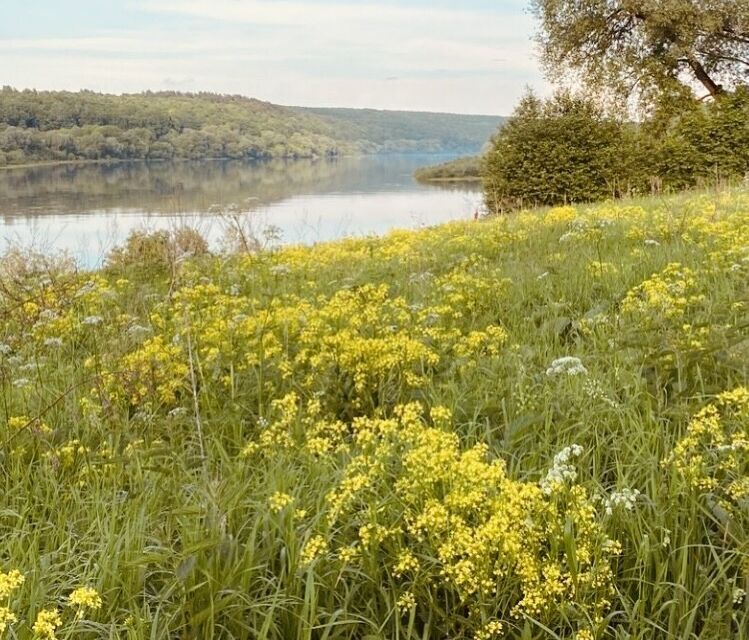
1,189,748,639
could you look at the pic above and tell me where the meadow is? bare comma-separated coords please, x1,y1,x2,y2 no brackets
1,189,748,639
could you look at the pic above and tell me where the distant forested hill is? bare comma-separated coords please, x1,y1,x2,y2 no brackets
0,89,503,166
295,107,504,154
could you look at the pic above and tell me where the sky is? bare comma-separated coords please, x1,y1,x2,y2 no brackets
0,0,549,115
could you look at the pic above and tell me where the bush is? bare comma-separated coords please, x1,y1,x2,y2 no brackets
483,91,627,212
105,227,209,273
650,88,749,189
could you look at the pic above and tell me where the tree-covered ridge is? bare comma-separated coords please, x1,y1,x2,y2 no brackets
0,89,503,166
296,107,504,154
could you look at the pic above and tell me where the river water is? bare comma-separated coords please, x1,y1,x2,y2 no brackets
0,155,482,267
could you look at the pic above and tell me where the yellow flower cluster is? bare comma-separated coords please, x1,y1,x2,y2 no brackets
101,335,189,407
0,570,23,635
666,388,749,511
622,263,702,321
300,535,329,566
325,404,617,636
68,586,102,618
268,491,294,513
32,609,62,640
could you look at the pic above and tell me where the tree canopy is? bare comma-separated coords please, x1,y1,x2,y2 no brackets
532,0,749,107
483,91,627,210
0,89,501,166
482,87,749,211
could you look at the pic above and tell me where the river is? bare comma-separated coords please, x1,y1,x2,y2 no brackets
0,154,482,267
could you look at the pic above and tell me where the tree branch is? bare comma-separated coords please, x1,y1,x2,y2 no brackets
685,57,724,96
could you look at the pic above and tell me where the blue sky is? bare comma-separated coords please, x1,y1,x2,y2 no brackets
0,0,548,114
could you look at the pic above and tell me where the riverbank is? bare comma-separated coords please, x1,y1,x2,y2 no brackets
413,154,482,183
2,187,747,638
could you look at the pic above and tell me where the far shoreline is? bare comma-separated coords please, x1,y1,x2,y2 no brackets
0,151,474,173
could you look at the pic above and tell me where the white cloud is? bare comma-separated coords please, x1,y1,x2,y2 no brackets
0,0,550,113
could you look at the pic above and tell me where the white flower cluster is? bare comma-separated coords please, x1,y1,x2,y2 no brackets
546,356,588,377
644,239,661,247
603,488,641,516
584,379,619,408
127,324,152,340
82,315,104,326
409,271,433,285
270,264,291,277
541,444,583,495
0,343,11,356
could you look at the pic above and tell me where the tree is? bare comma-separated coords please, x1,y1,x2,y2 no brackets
532,0,749,108
483,90,628,211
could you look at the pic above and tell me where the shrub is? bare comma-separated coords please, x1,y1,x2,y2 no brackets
483,91,627,212
105,227,209,273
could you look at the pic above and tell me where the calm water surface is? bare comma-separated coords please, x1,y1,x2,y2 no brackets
0,155,481,267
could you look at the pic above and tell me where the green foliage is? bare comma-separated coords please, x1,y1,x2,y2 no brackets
0,89,502,166
648,88,749,189
483,91,626,211
532,0,749,107
105,228,210,274
298,107,503,154
483,89,749,211
2,190,749,638
413,155,482,182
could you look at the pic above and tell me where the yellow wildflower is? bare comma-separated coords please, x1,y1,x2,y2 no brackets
68,586,102,618
268,492,294,513
0,607,17,633
0,570,24,599
32,609,62,640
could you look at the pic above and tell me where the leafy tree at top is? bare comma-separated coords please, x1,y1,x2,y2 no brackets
532,0,749,107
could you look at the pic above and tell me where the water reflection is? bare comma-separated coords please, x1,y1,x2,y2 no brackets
0,155,482,266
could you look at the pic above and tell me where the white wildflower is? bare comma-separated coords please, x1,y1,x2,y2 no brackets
44,337,63,348
584,379,619,408
541,444,584,495
546,356,588,377
127,324,152,340
603,488,641,516
270,264,291,277
82,315,103,326
38,309,59,321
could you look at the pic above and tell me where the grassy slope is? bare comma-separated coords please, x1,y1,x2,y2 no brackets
1,190,749,638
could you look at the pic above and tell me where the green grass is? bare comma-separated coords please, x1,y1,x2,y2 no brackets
1,188,748,639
